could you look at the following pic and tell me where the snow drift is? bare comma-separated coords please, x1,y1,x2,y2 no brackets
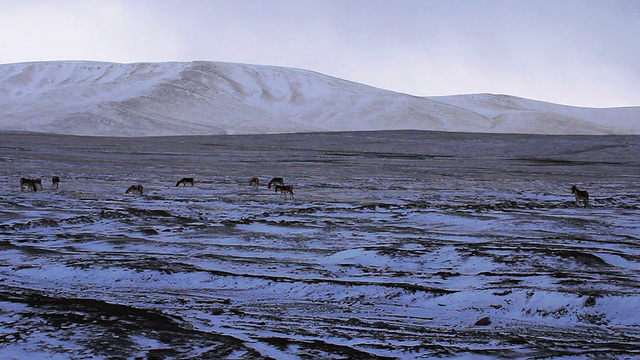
0,60,638,136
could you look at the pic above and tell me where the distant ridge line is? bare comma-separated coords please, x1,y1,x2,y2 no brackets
0,61,638,136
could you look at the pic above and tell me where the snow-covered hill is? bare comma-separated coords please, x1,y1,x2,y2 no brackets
0,61,638,136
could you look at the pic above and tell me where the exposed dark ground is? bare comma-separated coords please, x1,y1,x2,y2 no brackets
0,130,639,359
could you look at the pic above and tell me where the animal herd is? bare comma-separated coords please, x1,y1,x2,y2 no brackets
19,175,591,206
19,177,54,192
266,177,294,199
19,176,296,200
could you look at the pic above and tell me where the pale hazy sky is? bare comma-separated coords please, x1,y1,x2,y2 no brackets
1,0,638,107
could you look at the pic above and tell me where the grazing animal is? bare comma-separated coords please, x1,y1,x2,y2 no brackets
571,185,589,208
275,184,294,199
32,178,43,190
51,176,60,190
125,184,144,195
176,177,195,187
20,177,39,192
268,177,284,190
249,177,260,188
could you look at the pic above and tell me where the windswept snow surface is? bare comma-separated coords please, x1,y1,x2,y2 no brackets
1,131,639,359
0,61,638,136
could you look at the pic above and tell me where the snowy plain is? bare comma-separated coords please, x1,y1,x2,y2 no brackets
1,130,639,359
1,61,639,137
1,60,639,358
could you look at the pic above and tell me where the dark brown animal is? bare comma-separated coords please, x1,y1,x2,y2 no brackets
176,177,195,187
125,184,144,195
51,176,60,190
275,184,294,199
249,177,260,188
571,185,589,208
20,177,40,192
268,177,284,190
34,178,43,190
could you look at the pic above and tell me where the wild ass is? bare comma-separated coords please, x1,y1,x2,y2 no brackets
125,185,144,195
20,177,40,192
275,184,294,199
51,176,60,190
249,177,260,188
571,185,589,208
268,177,284,190
176,177,195,187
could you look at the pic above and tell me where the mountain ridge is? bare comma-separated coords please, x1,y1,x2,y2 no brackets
1,60,637,136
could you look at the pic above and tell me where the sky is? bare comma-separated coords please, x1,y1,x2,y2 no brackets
1,0,638,108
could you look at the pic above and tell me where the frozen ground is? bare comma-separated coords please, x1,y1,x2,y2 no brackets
0,130,639,359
